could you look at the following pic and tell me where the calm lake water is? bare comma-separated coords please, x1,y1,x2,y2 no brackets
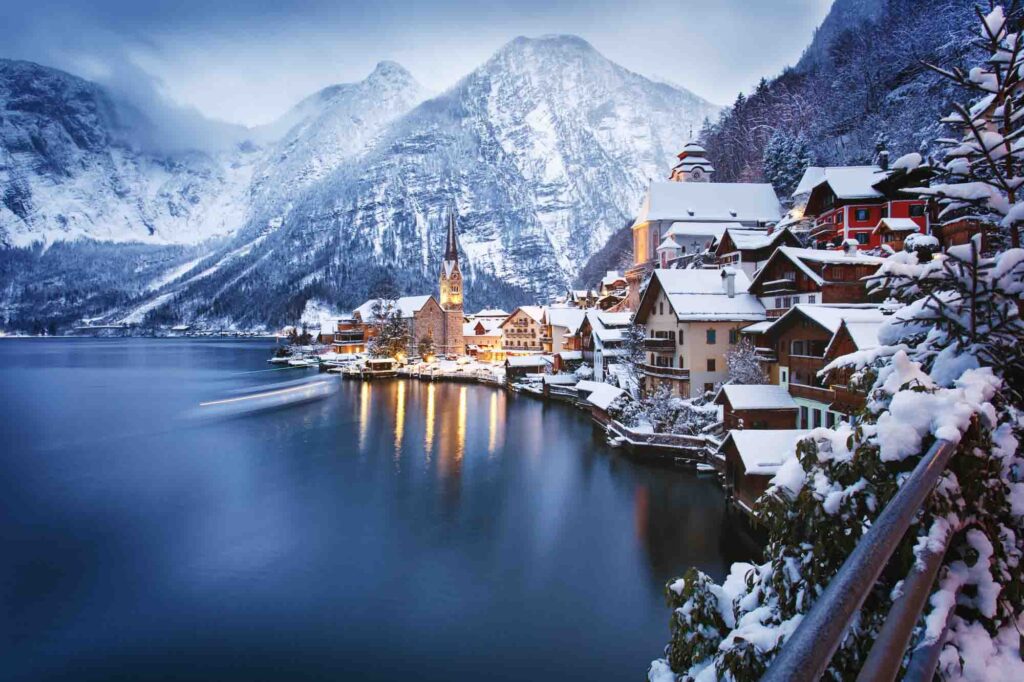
1,338,750,681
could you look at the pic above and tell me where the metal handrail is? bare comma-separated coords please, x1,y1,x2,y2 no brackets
761,438,956,682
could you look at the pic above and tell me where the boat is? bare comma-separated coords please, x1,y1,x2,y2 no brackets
196,375,339,418
287,357,319,368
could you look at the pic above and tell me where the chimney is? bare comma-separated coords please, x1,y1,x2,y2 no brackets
878,149,889,171
843,238,859,256
722,268,736,298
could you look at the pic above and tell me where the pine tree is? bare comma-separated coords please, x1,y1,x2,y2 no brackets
650,7,1024,680
914,5,1024,249
367,298,410,358
762,130,812,199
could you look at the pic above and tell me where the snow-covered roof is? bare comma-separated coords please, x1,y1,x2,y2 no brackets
518,306,546,323
721,227,792,251
543,374,579,385
795,165,888,200
715,384,797,410
649,269,766,322
546,307,586,333
354,295,433,321
825,319,884,358
721,429,810,475
586,310,633,344
601,270,625,286
475,308,509,317
765,304,886,337
506,355,548,367
587,383,627,411
666,221,743,240
753,246,885,287
556,350,583,360
636,182,782,224
657,234,680,251
740,320,773,334
575,380,605,393
874,217,921,233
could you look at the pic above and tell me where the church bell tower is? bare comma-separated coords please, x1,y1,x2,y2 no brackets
438,210,465,356
669,141,715,182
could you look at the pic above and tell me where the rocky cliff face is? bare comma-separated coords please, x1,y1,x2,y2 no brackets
0,38,718,329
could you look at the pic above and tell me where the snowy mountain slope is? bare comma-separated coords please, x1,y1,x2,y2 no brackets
0,59,258,247
152,35,718,326
247,61,431,216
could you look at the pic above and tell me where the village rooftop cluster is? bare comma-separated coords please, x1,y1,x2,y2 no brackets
282,136,971,520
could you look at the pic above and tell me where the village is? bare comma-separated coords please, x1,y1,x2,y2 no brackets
273,138,962,523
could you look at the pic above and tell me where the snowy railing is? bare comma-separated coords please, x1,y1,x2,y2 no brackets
761,438,957,682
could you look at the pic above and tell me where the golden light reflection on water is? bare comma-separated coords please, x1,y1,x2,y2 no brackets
488,391,499,456
394,380,405,468
358,382,370,451
456,385,467,461
424,382,435,462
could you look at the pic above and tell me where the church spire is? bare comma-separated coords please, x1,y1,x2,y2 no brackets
444,210,459,263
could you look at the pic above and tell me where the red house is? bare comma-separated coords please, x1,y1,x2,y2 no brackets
797,164,930,250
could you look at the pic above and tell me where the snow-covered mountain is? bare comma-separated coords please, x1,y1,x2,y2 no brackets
0,59,257,247
0,37,718,329
153,35,718,326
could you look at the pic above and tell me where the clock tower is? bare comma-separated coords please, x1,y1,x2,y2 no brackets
438,210,465,356
669,141,715,182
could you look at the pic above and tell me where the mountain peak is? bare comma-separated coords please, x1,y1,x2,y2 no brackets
366,60,415,85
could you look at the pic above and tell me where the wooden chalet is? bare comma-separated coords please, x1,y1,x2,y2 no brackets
714,384,798,430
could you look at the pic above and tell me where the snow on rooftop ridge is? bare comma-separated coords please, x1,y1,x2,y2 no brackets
654,268,752,295
716,384,798,410
637,182,782,224
587,383,626,410
722,429,810,474
786,303,887,334
797,165,889,200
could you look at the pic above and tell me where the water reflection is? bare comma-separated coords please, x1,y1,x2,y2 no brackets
424,382,436,461
394,380,406,469
488,391,501,456
456,385,467,461
358,382,370,451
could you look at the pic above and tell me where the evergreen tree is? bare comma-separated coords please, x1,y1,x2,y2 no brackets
367,298,410,358
650,8,1024,681
762,130,812,199
417,334,435,359
912,4,1024,249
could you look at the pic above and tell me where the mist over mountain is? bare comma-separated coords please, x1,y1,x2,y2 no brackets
0,35,717,329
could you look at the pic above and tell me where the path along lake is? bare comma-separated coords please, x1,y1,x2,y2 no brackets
1,339,752,681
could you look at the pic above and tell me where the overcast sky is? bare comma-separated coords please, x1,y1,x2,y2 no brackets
1,0,833,127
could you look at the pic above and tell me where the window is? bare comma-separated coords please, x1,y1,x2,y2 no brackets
855,208,869,221
704,383,715,393
827,412,836,428
678,331,685,346
813,409,822,428
800,406,809,428
706,329,716,344
808,294,816,304
659,302,664,316
655,356,673,368
729,329,739,344
781,369,789,384
909,204,925,217
856,233,869,245
881,205,889,218
836,211,844,223
678,356,685,368
707,358,716,372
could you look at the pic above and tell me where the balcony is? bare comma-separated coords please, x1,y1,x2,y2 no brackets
643,337,676,351
761,278,798,295
788,382,834,404
642,363,690,380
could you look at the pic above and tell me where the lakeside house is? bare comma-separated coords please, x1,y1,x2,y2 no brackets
719,429,809,515
714,384,798,430
633,268,765,398
760,304,887,428
579,310,633,382
500,306,547,352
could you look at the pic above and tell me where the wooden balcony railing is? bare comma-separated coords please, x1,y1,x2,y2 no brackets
642,363,690,380
643,338,675,351
788,382,834,404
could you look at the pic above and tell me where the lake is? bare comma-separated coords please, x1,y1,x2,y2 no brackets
1,338,751,681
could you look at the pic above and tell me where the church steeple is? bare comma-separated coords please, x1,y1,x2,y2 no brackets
669,141,714,182
444,210,459,263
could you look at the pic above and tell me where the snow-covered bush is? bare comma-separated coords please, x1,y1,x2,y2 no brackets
574,363,594,380
724,338,769,385
614,385,718,436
